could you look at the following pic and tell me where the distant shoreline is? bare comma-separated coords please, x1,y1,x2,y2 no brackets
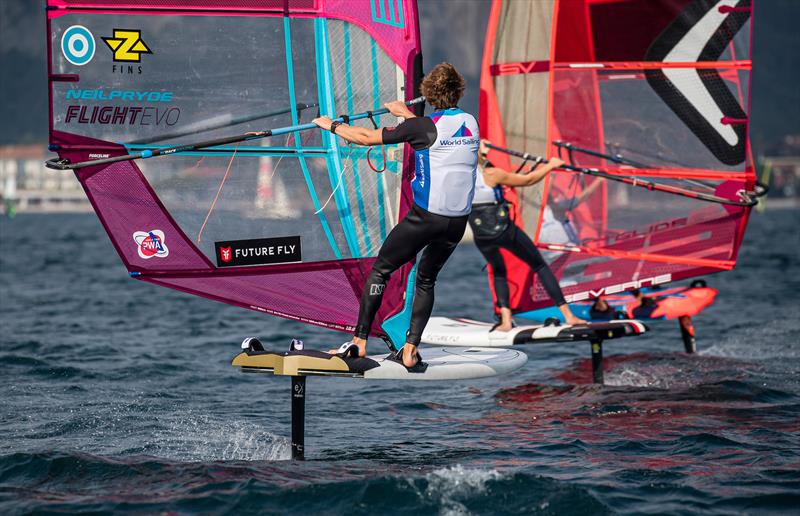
3,198,796,219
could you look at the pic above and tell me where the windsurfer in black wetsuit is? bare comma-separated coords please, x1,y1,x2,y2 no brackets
313,63,479,371
590,296,618,320
470,140,585,331
630,288,658,319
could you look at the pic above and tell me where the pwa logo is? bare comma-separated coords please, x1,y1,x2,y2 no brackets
219,246,232,263
102,29,152,62
61,25,96,66
133,230,169,259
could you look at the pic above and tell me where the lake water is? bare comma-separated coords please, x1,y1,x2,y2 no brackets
1,209,799,514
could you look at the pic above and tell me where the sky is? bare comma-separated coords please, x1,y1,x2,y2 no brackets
0,0,797,155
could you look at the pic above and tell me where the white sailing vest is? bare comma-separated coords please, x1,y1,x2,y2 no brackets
472,164,503,205
412,108,479,217
539,205,579,245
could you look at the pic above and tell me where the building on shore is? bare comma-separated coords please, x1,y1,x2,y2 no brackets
0,145,90,215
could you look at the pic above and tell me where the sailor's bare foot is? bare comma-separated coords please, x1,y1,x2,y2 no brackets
492,307,514,332
328,337,367,357
564,315,587,325
558,305,586,326
401,344,419,368
493,322,514,332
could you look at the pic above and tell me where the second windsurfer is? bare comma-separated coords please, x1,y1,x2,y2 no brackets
470,140,586,331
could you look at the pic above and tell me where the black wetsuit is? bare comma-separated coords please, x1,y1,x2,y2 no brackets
631,296,658,319
470,170,567,309
590,303,618,320
353,116,472,345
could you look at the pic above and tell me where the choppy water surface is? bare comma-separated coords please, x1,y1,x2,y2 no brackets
1,210,799,514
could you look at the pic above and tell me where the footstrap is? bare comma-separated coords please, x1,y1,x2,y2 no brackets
389,348,428,373
335,342,360,358
241,337,265,351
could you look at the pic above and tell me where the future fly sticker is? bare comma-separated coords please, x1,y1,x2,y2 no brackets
133,230,169,259
214,236,301,268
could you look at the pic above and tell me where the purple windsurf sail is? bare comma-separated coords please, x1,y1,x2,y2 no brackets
46,0,423,346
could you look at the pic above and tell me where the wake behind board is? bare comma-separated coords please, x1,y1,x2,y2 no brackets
233,346,527,381
421,317,647,348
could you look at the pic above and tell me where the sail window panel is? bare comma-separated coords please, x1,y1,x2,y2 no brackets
599,67,749,171
493,0,554,64
540,171,606,243
551,68,749,173
540,172,742,262
587,0,690,62
494,74,550,157
559,0,754,64
136,155,350,264
324,19,405,256
288,17,324,149
492,71,550,240
52,15,294,147
717,17,752,62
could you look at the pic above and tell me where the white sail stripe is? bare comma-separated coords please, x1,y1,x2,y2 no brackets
662,0,741,146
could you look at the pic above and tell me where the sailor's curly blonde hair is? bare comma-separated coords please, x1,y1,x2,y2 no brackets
421,62,465,110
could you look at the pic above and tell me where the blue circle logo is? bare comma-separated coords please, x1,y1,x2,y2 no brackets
61,25,95,66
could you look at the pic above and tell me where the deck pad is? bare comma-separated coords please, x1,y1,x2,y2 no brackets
421,317,648,348
233,346,527,380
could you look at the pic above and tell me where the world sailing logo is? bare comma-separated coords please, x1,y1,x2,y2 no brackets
133,230,169,259
439,122,479,146
451,122,473,138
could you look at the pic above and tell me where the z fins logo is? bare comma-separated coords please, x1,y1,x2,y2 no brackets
102,29,152,62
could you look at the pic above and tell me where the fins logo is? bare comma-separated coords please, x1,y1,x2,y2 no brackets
102,29,152,62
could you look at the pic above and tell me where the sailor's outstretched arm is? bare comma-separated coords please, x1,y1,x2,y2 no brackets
312,100,418,147
480,140,564,187
519,158,565,185
573,176,605,205
312,116,383,146
485,157,565,188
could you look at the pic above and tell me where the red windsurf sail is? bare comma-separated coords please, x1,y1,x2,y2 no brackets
480,0,758,313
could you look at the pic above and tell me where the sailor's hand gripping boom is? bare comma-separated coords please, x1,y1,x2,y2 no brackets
45,97,426,171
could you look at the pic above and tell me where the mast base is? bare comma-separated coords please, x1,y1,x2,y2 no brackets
590,339,604,384
291,376,306,460
679,315,697,354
